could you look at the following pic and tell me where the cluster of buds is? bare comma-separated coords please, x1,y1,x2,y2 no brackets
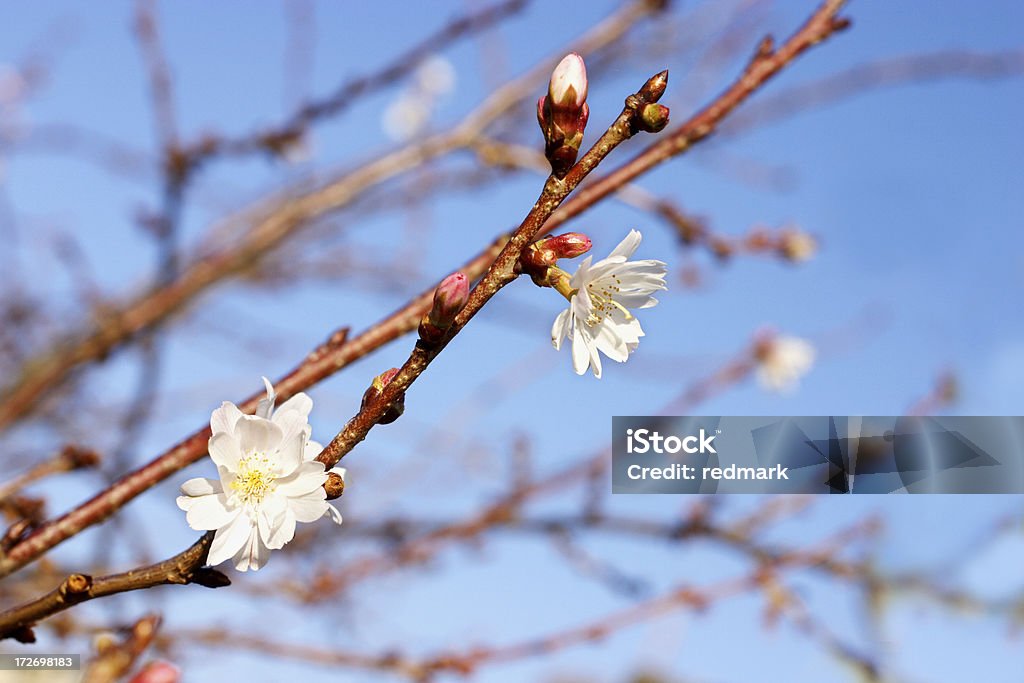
361,368,405,425
630,70,670,134
537,53,589,178
418,272,469,345
518,232,592,287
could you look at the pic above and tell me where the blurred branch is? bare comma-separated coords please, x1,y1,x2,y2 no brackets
0,445,100,503
723,48,1024,134
82,614,162,683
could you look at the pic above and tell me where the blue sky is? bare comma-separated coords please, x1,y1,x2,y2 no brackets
1,1,1022,681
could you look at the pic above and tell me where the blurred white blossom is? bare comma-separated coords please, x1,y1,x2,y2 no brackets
382,55,455,141
755,335,816,392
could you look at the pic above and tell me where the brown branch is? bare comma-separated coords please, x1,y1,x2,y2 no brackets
314,70,670,468
0,0,847,579
0,532,226,642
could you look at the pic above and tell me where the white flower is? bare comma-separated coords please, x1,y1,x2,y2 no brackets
177,378,343,571
551,230,667,378
755,336,816,392
382,55,456,141
415,55,455,96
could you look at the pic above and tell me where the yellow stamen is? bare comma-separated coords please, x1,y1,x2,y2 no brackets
230,452,275,505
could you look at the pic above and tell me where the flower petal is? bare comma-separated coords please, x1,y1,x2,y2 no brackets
183,493,237,531
235,415,284,454
592,319,628,362
260,506,296,550
255,376,276,419
206,512,253,567
276,461,328,496
210,401,244,435
180,477,222,497
303,439,323,462
232,528,271,572
607,229,642,261
208,432,241,472
551,308,572,350
273,393,314,448
570,305,592,376
288,489,331,523
324,502,343,525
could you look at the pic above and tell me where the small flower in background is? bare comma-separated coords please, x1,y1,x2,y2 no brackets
754,334,816,392
177,378,343,572
551,229,667,378
779,228,818,263
382,55,456,141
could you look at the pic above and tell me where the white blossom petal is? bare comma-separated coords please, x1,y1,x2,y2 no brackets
208,432,241,472
180,477,222,497
232,528,271,572
276,461,328,496
551,308,572,350
606,229,642,262
211,401,244,435
183,493,237,530
207,513,253,567
234,415,284,454
255,376,276,419
303,438,323,462
288,489,332,523
324,503,343,525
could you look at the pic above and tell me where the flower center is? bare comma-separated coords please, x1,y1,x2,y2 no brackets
585,279,633,327
231,452,276,506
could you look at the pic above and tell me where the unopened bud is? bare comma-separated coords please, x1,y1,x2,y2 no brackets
519,233,592,286
361,368,405,425
639,103,670,133
638,70,669,103
419,272,469,345
324,468,346,500
540,232,592,260
538,53,590,178
428,272,469,329
548,53,588,112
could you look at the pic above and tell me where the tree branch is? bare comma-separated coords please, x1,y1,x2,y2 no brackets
0,532,225,642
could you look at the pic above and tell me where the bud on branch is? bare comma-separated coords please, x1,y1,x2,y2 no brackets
519,232,592,286
537,53,589,178
419,272,469,345
361,368,405,425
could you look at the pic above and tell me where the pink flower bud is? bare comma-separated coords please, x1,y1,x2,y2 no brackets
362,368,405,424
538,54,590,178
427,272,469,330
548,53,588,111
129,662,180,683
543,232,592,260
